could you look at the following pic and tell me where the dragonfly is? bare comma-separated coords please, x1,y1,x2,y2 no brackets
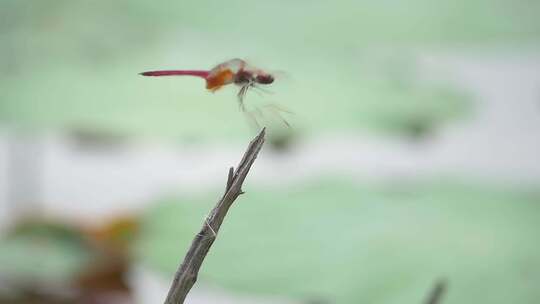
140,58,277,111
140,58,291,128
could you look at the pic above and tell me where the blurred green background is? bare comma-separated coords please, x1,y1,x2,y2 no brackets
0,1,539,303
1,0,514,138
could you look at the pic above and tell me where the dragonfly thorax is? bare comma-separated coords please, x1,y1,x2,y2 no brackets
234,70,254,85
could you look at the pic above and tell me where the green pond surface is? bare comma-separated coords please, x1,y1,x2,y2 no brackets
138,179,540,303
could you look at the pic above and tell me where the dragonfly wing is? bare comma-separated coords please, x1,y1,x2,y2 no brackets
262,104,291,127
210,58,247,75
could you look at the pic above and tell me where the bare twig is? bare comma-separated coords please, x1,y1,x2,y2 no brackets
164,128,266,304
424,279,448,304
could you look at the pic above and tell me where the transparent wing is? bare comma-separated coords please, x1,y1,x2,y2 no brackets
241,102,293,130
210,58,247,75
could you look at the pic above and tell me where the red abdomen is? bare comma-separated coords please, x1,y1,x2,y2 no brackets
139,70,210,78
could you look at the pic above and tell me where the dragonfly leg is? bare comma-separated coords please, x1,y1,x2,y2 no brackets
237,82,253,112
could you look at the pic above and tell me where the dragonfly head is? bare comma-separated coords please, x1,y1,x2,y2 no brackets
255,74,274,85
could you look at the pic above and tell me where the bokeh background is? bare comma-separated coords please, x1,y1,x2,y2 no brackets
1,1,540,303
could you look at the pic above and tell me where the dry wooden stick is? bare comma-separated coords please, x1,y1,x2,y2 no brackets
164,128,266,304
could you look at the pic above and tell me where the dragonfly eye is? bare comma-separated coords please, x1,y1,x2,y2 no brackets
255,74,274,84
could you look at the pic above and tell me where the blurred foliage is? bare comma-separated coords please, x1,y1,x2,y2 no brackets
0,220,91,283
3,0,538,139
137,179,540,303
0,217,139,303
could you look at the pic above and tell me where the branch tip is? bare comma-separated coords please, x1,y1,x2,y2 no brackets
164,130,266,304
